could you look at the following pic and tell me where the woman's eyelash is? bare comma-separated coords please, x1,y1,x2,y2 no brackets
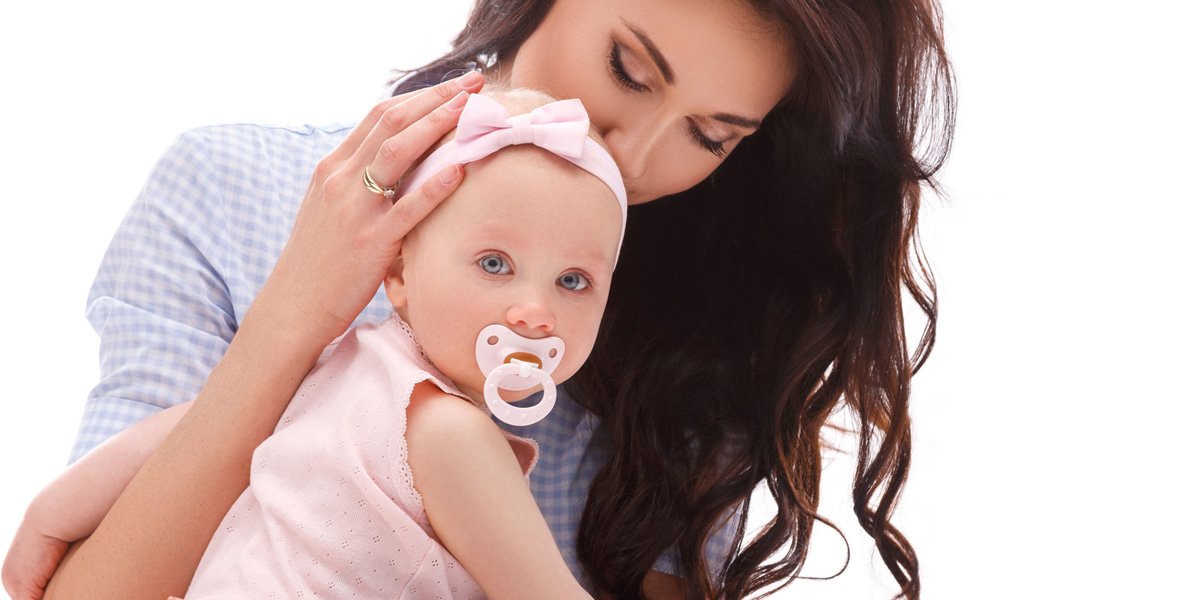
609,40,727,157
608,43,649,93
689,125,728,158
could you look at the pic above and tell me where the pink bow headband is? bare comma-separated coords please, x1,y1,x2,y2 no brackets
397,93,627,252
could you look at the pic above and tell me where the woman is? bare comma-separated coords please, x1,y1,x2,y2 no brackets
14,0,954,598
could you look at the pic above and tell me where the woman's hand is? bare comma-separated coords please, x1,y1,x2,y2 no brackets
40,72,486,600
253,70,485,350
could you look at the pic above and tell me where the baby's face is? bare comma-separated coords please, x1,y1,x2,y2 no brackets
386,145,623,403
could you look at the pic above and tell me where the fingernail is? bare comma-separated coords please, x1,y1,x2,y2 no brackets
447,91,468,112
459,70,484,88
438,165,462,185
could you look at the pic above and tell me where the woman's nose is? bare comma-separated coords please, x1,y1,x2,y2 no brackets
602,116,669,182
605,132,651,180
505,296,555,336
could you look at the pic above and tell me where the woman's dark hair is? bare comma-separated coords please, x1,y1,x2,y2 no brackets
398,1,955,598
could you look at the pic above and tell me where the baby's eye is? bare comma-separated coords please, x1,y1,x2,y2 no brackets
479,255,512,275
557,272,590,292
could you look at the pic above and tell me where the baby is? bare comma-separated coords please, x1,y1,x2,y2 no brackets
186,88,624,599
13,88,625,599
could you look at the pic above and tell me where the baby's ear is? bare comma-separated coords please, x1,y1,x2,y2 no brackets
383,252,408,310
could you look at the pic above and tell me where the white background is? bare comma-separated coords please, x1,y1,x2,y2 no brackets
2,1,1198,598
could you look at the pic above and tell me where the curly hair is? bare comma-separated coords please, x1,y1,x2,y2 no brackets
398,1,955,597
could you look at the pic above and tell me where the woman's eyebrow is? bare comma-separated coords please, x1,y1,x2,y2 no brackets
713,113,762,129
624,20,676,85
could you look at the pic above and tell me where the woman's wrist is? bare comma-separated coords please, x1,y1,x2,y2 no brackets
239,277,349,364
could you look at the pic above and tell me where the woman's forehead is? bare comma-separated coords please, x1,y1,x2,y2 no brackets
592,0,794,115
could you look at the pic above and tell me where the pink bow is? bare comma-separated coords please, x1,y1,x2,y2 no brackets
454,94,592,162
395,92,627,259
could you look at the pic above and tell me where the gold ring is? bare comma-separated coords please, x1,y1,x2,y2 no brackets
363,167,397,200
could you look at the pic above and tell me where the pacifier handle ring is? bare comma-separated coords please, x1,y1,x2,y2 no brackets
483,362,557,427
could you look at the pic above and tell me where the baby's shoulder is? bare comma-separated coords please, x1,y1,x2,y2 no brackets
405,382,538,478
405,382,518,478
406,382,496,442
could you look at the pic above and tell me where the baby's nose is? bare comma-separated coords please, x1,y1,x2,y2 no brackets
505,299,555,336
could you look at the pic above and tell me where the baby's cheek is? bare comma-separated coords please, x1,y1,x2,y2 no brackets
558,341,599,383
553,302,606,381
426,341,478,390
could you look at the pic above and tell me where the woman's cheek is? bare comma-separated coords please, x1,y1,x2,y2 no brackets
662,144,724,199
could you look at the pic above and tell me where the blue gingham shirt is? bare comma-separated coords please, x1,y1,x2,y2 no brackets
72,122,738,584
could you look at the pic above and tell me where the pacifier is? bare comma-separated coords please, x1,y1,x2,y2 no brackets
474,324,565,426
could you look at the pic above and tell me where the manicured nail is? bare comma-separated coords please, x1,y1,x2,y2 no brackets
438,164,462,184
447,91,469,112
459,70,484,88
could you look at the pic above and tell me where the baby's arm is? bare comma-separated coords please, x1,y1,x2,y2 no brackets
406,383,590,600
2,401,192,600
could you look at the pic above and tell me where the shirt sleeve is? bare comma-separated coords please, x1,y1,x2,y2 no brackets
650,503,743,585
70,129,237,462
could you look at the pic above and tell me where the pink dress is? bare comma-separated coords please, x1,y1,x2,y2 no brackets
186,315,539,599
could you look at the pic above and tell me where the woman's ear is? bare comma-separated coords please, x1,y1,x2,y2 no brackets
383,252,408,311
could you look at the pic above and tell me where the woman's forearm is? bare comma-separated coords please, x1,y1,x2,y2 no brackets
44,308,326,600
33,400,193,544
41,73,479,600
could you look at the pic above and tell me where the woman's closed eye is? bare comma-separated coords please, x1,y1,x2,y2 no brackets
478,254,513,276
608,40,730,158
687,120,729,158
608,42,649,93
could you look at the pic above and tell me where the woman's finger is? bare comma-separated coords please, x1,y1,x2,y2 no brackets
349,71,483,172
328,70,484,165
360,90,471,187
323,94,412,165
381,164,463,239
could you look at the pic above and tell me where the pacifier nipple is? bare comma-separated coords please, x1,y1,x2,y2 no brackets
474,324,565,426
505,352,542,371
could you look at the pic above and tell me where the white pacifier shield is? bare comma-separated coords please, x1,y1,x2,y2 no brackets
474,324,565,427
474,324,564,391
